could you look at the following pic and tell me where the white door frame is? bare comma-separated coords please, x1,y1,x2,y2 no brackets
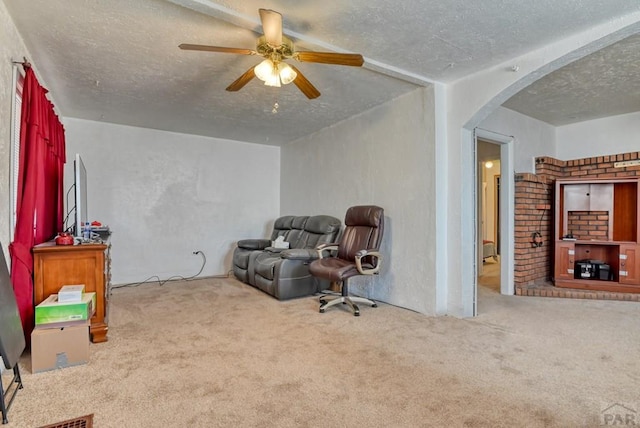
474,128,515,311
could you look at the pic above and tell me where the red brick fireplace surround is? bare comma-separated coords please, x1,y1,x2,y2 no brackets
514,151,640,301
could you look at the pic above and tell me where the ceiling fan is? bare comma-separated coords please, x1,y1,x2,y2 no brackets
179,8,364,99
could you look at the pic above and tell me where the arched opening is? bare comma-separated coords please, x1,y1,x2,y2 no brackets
457,23,640,316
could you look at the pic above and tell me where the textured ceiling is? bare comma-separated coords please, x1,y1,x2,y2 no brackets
504,33,640,126
3,0,640,144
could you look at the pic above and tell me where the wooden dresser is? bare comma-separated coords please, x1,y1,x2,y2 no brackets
33,239,111,342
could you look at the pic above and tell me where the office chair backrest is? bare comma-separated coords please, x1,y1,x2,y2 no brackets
337,206,384,262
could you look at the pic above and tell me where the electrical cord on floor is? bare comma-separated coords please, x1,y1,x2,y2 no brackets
111,250,208,290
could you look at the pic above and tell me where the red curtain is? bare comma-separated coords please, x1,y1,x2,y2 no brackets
9,67,66,338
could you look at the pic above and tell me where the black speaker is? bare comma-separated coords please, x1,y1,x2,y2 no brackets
575,260,595,279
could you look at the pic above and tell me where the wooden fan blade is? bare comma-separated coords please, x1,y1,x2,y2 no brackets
226,67,256,92
289,65,320,99
179,44,254,56
259,9,283,47
295,51,364,67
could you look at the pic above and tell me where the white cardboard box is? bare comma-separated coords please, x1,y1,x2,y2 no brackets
58,284,85,303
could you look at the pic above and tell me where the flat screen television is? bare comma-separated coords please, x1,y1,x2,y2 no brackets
73,153,88,238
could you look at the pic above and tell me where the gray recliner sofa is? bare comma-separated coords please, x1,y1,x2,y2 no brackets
232,215,341,300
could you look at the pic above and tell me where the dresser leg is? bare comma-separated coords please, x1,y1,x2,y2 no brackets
90,323,108,343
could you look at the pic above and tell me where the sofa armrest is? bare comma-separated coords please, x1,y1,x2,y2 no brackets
280,248,318,260
237,239,271,250
264,246,286,253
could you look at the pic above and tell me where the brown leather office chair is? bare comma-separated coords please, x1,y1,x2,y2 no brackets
309,205,384,316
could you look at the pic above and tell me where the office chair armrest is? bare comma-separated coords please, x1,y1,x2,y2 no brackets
355,250,383,275
315,243,339,259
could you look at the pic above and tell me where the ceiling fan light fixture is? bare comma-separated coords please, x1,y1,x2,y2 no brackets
254,59,281,87
278,62,297,85
264,72,281,87
254,59,275,82
255,59,297,87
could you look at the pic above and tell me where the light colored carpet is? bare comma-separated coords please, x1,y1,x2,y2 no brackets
4,276,640,427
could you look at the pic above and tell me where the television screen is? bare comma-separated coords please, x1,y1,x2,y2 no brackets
74,153,88,238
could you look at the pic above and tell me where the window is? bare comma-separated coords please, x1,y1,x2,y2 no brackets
10,67,24,242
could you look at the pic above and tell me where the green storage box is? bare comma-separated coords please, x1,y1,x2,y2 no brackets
35,292,96,327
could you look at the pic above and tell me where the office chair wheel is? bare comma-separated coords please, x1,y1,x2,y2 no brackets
319,308,325,313
319,299,326,304
354,310,360,316
372,303,378,308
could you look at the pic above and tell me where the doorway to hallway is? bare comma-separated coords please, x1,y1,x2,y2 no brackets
477,139,502,299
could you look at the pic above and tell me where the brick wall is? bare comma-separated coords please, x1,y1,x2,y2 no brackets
567,211,609,241
514,151,640,291
514,173,553,285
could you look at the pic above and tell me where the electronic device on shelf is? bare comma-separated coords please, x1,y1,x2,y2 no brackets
64,156,112,245
73,153,88,239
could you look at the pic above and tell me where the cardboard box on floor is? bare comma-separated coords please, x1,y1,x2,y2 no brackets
31,323,90,373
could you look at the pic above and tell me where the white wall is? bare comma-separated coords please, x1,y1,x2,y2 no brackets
480,107,556,173
556,111,640,160
64,118,280,284
281,88,437,314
